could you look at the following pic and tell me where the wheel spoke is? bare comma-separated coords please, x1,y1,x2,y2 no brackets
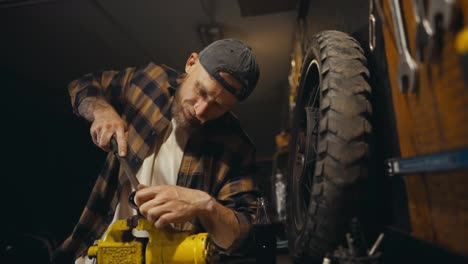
292,63,322,232
306,81,320,107
305,107,319,159
309,88,320,116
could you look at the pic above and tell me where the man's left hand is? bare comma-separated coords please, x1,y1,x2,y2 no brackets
135,185,213,228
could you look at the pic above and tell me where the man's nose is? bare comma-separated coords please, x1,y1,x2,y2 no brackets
194,100,209,120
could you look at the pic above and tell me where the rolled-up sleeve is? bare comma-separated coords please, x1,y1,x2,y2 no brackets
68,66,138,117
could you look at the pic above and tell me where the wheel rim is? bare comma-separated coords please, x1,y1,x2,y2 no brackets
292,60,321,233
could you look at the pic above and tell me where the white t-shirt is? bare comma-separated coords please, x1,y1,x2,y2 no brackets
76,118,189,264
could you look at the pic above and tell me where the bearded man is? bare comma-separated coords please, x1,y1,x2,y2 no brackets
52,39,261,263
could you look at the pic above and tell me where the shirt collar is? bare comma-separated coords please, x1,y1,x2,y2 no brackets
161,64,184,96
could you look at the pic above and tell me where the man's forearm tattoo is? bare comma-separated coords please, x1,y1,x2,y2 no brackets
78,97,110,122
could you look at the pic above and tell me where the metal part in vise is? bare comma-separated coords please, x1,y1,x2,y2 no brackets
390,0,419,92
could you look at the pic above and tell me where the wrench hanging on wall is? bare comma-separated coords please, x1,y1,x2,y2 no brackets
389,0,419,92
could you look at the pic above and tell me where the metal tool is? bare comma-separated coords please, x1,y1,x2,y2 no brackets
110,137,140,209
369,0,377,51
412,0,433,62
390,0,419,92
425,0,455,61
368,233,384,256
346,233,356,257
110,137,140,189
387,148,468,176
428,0,455,32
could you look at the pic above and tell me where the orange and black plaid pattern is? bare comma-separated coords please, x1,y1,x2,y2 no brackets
53,62,259,262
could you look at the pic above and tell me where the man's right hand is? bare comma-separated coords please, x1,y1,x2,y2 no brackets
89,100,128,156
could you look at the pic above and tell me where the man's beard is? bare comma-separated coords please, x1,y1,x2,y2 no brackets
171,91,201,132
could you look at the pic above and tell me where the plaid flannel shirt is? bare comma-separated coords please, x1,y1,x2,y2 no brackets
53,62,259,262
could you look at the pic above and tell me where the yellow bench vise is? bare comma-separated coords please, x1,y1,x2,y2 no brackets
87,216,209,263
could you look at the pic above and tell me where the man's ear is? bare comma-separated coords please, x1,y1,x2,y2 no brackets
185,53,199,73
